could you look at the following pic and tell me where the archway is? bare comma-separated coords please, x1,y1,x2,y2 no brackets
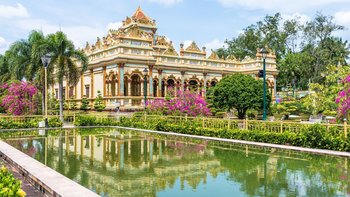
124,76,128,96
167,79,175,97
131,74,141,96
188,80,198,92
210,80,217,87
153,79,158,97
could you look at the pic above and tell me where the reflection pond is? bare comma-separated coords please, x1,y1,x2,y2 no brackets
3,128,350,197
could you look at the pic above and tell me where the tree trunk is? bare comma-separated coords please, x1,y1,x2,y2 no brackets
59,80,64,122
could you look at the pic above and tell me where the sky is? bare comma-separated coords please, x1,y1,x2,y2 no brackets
0,0,350,55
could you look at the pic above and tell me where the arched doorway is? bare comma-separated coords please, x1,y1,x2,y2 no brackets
131,74,141,96
211,80,217,87
188,80,198,92
124,76,128,96
167,79,175,97
153,79,158,97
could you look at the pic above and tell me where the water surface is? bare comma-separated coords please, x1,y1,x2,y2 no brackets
4,128,350,197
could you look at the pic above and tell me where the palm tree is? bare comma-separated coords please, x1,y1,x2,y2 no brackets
6,30,53,114
0,52,11,82
45,31,88,122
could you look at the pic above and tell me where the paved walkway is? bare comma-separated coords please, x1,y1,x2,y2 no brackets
0,141,100,197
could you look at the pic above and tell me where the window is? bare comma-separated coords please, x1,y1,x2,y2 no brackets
69,86,74,98
85,85,90,98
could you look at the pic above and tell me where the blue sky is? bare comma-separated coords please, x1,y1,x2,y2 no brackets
0,0,350,54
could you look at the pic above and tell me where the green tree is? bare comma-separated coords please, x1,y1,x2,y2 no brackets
277,52,314,89
0,53,11,82
4,30,54,115
210,74,271,119
80,97,90,111
302,65,349,115
45,31,88,121
94,90,105,112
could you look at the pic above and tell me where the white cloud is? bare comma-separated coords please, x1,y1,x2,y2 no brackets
204,39,226,53
218,0,348,12
334,11,350,27
14,18,106,48
146,0,183,6
0,3,29,18
106,22,122,31
282,13,310,25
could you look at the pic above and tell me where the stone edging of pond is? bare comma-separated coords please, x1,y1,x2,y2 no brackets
0,141,100,197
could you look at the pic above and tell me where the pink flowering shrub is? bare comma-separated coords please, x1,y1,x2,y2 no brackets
336,75,350,120
0,81,38,115
147,90,211,117
146,98,166,114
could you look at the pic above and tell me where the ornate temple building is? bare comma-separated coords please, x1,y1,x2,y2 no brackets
52,7,278,110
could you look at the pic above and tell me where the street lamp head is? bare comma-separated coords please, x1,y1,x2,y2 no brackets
41,54,52,68
259,48,268,59
143,68,148,76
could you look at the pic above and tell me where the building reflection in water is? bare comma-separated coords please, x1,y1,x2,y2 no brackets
5,129,350,197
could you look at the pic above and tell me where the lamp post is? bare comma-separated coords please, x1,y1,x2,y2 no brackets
259,48,268,121
143,68,148,110
41,54,51,128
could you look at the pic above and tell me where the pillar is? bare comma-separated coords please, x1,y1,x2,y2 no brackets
103,66,106,96
181,71,185,92
127,79,131,96
274,77,277,99
157,69,162,97
149,65,153,97
203,73,207,97
118,63,125,96
90,69,94,98
164,82,167,97
80,74,84,98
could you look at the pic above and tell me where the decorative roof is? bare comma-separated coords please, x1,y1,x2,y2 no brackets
185,41,201,52
162,42,179,56
208,50,220,60
242,56,253,62
124,6,156,27
155,36,170,46
226,54,238,62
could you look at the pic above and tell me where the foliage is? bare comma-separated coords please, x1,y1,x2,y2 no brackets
0,117,62,129
44,31,88,121
271,97,306,116
303,65,349,115
209,73,271,119
146,90,211,117
93,91,105,112
217,12,349,90
80,97,90,111
48,93,59,111
0,81,38,115
0,166,26,197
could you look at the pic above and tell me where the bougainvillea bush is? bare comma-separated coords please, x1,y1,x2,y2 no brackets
147,90,211,117
336,75,350,121
0,81,38,115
